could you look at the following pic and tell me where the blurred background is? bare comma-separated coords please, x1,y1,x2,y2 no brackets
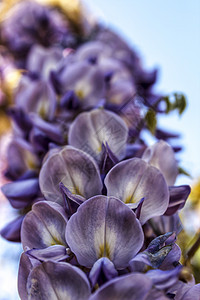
0,0,200,299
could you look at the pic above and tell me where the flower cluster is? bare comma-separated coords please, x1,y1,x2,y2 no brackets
0,0,199,299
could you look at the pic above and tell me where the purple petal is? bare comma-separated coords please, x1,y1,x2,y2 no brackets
152,214,183,236
100,142,119,174
105,158,169,224
130,245,172,271
1,215,24,242
26,245,70,262
146,266,182,290
21,201,68,249
59,61,105,107
106,79,136,105
130,232,177,271
1,178,39,209
7,107,32,134
165,185,191,216
180,283,200,300
142,140,178,185
89,273,153,300
30,114,63,144
75,41,111,62
27,45,62,79
66,196,144,269
30,127,51,153
5,139,38,180
39,146,103,205
160,244,181,270
147,232,176,253
26,261,90,300
89,257,118,287
18,252,41,300
60,90,80,110
145,288,169,300
68,108,128,162
59,182,84,218
16,77,56,120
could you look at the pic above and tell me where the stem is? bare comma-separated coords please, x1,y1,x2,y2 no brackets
185,229,200,264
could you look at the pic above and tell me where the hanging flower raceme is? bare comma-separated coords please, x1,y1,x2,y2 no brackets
0,1,197,299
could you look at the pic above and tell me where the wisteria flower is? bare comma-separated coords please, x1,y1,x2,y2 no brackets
66,195,144,269
18,260,91,300
142,140,178,186
39,146,103,204
105,157,169,224
21,201,68,250
68,108,128,162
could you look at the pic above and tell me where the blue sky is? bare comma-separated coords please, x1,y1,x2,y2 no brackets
90,0,200,184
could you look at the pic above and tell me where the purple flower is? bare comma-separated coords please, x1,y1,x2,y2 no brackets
18,258,90,300
68,108,128,163
142,140,178,186
26,45,63,80
89,272,167,300
39,146,103,205
1,1,71,65
130,232,181,272
21,201,68,250
105,157,169,224
15,77,57,121
65,196,144,269
58,60,105,108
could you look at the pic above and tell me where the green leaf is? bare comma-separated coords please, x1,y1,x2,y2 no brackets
178,166,192,178
160,93,187,115
174,93,187,115
145,109,157,135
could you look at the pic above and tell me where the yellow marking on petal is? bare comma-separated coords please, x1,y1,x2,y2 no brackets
76,89,84,100
37,100,49,120
25,151,38,170
50,237,63,246
98,241,111,260
69,185,84,197
125,194,135,204
97,144,102,152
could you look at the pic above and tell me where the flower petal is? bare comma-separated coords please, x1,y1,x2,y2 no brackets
66,196,144,269
1,215,24,242
89,257,118,287
26,261,91,300
105,158,169,224
39,146,103,205
59,61,105,107
21,201,68,250
165,185,191,216
1,178,39,209
142,140,178,185
18,252,41,300
89,273,153,300
146,266,182,290
16,77,56,120
26,245,70,262
68,108,128,162
181,284,200,300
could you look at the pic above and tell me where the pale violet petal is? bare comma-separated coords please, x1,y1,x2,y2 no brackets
105,158,169,224
39,146,103,205
66,196,144,269
142,140,178,185
68,108,128,162
21,201,68,250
